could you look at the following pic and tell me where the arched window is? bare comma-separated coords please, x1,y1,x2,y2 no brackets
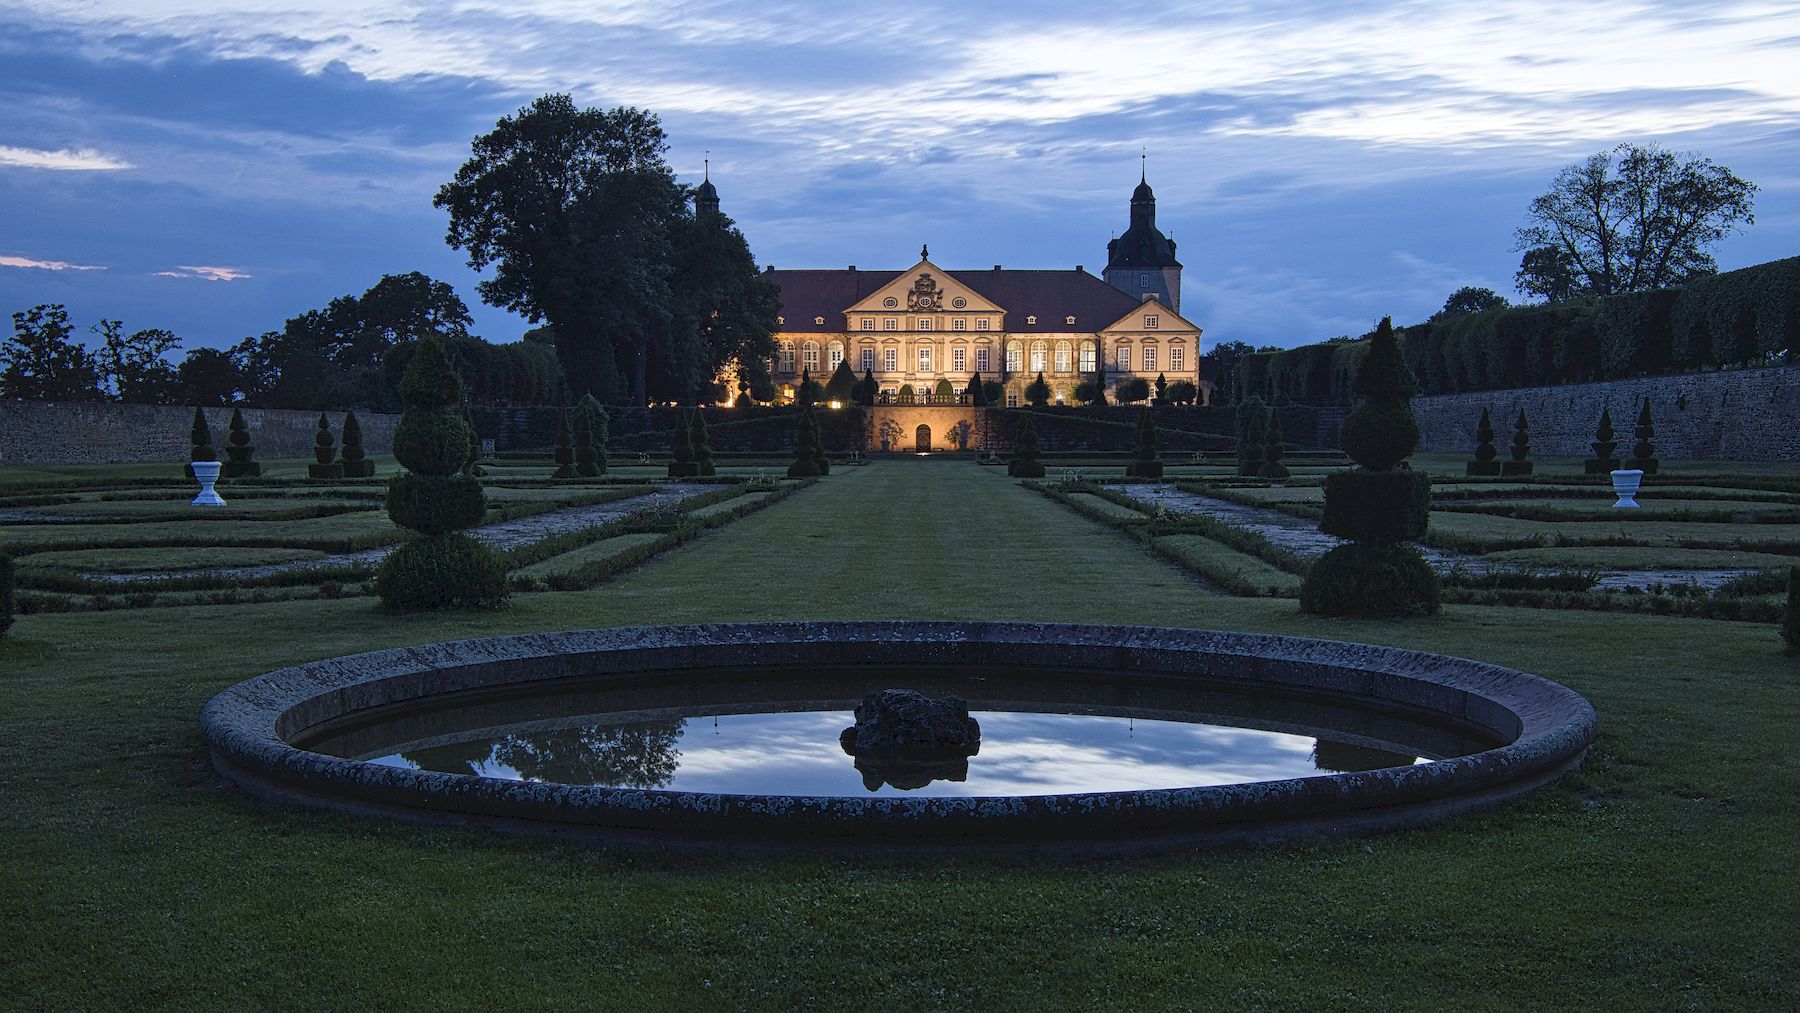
827,341,844,371
802,341,819,372
1054,341,1072,373
778,342,795,372
1029,341,1047,373
1005,341,1023,374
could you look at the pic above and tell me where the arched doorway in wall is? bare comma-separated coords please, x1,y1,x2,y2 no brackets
915,424,932,452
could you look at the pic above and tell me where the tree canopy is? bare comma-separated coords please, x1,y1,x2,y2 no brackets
1514,142,1757,301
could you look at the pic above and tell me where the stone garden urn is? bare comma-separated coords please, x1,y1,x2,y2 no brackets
1609,469,1643,509
191,460,227,507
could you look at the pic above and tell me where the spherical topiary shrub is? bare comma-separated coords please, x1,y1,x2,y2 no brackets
377,336,506,612
0,552,15,639
222,407,262,478
340,412,375,478
1299,541,1441,618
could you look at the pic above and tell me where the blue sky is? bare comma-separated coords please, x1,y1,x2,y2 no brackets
2,0,1798,355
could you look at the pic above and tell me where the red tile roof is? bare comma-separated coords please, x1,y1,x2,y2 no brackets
765,266,1149,333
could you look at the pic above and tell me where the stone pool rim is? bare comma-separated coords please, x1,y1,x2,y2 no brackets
200,621,1598,849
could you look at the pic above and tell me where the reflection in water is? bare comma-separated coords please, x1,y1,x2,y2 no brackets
399,719,685,789
366,710,1438,798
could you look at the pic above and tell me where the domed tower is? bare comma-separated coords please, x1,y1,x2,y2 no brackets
1104,162,1182,311
695,156,720,219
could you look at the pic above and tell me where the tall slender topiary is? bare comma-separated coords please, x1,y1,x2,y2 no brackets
1260,408,1289,479
859,368,878,406
340,411,374,478
1154,372,1169,404
1466,407,1501,476
222,408,261,478
1007,412,1045,477
668,408,698,477
374,336,507,611
1785,566,1800,655
809,404,830,474
690,410,715,476
1301,317,1438,617
1125,407,1164,478
185,406,216,480
1501,409,1533,476
1628,397,1659,474
1586,407,1621,475
463,409,485,477
1237,398,1267,477
1026,372,1051,407
0,551,14,640
576,394,609,475
575,409,601,477
551,407,577,479
788,403,822,477
796,368,820,408
309,412,343,479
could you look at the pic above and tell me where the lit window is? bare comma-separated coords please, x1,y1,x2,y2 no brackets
1079,344,1096,372
919,319,931,331
953,347,966,372
1145,314,1159,329
777,316,785,325
860,347,874,372
779,342,794,371
1117,348,1131,372
862,318,874,330
953,318,966,331
827,341,844,371
1143,346,1157,371
803,342,819,371
976,347,990,372
1171,346,1184,371
883,347,897,372
1054,342,1071,373
1006,391,1020,407
1030,342,1047,372
918,347,933,372
1005,342,1022,374
976,319,990,331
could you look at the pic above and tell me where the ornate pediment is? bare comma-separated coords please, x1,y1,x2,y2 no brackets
847,259,1005,319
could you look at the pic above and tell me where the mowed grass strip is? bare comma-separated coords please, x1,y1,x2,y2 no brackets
1152,534,1304,595
511,532,665,580
16,545,331,573
1,457,1796,1007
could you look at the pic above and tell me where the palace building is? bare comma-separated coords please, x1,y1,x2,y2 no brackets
757,173,1204,406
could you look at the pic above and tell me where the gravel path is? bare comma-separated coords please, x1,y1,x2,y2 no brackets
82,485,714,584
1106,485,1759,593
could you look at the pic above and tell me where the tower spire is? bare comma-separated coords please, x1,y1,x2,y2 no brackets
703,150,709,182
1141,146,1146,184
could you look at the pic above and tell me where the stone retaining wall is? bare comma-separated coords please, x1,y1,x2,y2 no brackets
0,402,399,465
1410,365,1800,461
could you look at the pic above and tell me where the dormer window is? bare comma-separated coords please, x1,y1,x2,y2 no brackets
1064,315,1076,325
1139,273,1150,288
1145,314,1159,329
814,316,825,325
1026,315,1037,325
776,316,785,325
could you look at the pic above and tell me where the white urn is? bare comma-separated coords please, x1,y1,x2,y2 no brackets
1609,469,1643,509
191,460,227,507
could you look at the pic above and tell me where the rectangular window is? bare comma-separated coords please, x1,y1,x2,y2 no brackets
918,347,932,372
883,347,897,372
952,347,966,372
1080,344,1096,372
1139,273,1150,288
1145,314,1159,329
1006,391,1020,408
1005,346,1021,373
1055,346,1070,373
803,345,819,371
778,345,794,371
918,318,932,331
1143,347,1157,371
828,345,844,371
1030,346,1046,372
860,348,874,372
1171,346,1185,371
862,318,874,331
976,319,990,331
953,318,966,331
884,318,897,330
1117,348,1131,372
976,347,990,372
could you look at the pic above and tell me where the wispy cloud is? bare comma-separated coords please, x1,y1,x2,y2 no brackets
154,265,252,281
0,254,106,271
0,144,133,171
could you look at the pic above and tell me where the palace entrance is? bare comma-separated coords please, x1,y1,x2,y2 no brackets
915,424,932,452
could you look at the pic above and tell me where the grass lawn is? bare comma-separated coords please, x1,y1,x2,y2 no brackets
2,456,1797,1008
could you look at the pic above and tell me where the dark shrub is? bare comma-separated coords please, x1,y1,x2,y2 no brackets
825,359,857,404
935,378,955,402
1115,376,1150,404
1339,318,1419,471
1586,407,1620,474
385,473,487,533
1786,567,1800,655
1167,379,1198,405
810,405,829,474
982,380,1004,405
1467,407,1501,476
1025,372,1051,407
576,408,602,477
552,407,577,479
393,409,472,476
1260,407,1289,479
859,368,878,406
340,412,374,478
788,404,822,477
374,534,508,611
576,394,609,473
968,371,986,406
1007,412,1045,477
1320,470,1431,540
1501,409,1533,476
796,368,823,407
0,552,14,639
309,412,344,479
897,384,915,404
690,410,715,476
1073,379,1102,405
1299,541,1441,617
1153,372,1169,404
1125,407,1163,478
1628,397,1659,474
1237,398,1266,477
667,408,698,477
463,409,485,477
222,407,261,478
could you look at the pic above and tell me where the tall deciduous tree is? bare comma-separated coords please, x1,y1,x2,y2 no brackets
1,305,102,401
655,198,779,404
95,320,181,403
435,94,686,405
1434,287,1509,320
1514,143,1757,301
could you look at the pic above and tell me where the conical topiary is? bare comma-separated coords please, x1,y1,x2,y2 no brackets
340,411,374,478
374,336,506,611
185,406,216,480
668,408,698,477
1238,399,1267,477
859,368,878,406
1586,407,1620,475
1026,372,1051,408
1260,408,1289,480
1007,412,1045,477
221,407,261,478
787,403,822,477
824,359,857,405
1303,316,1437,618
968,371,986,406
308,412,343,479
690,410,715,476
463,409,485,478
796,368,820,408
1125,407,1164,478
1466,407,1501,476
551,408,577,479
1501,409,1533,476
1154,372,1169,404
576,394,608,475
810,404,830,474
575,409,601,478
1627,398,1658,474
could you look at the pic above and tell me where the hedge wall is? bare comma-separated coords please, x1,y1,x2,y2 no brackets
1238,255,1799,402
